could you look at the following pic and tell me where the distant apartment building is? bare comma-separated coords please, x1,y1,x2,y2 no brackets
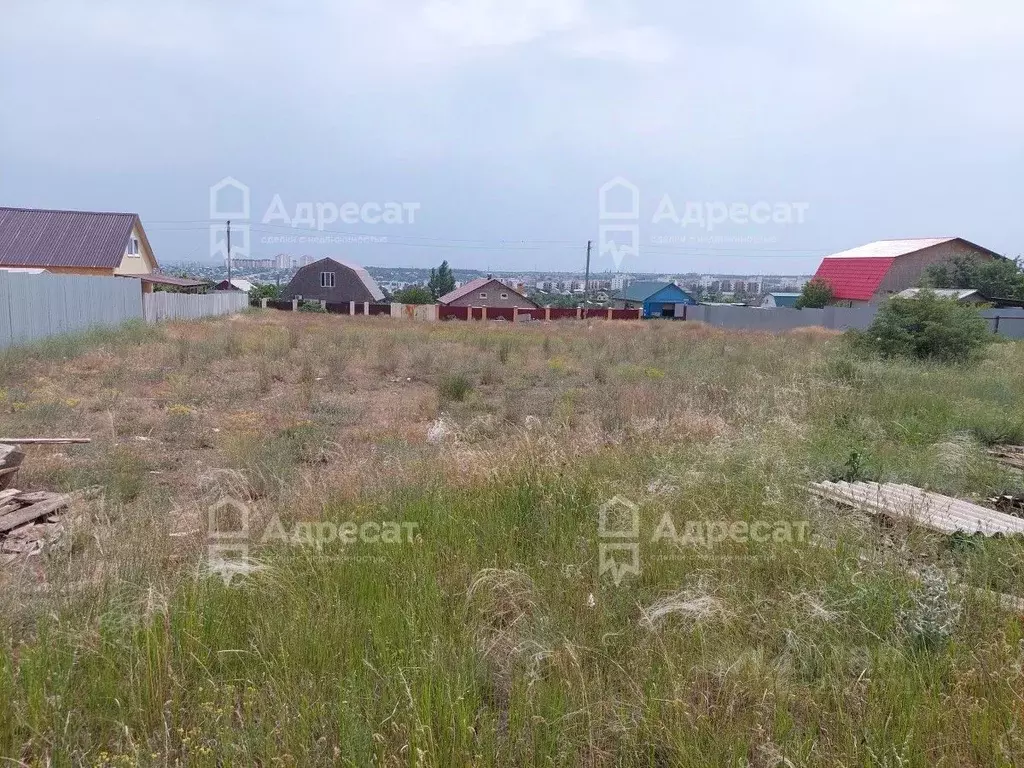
229,257,276,269
610,274,632,291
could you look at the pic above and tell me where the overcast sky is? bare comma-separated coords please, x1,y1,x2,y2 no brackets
2,0,1022,274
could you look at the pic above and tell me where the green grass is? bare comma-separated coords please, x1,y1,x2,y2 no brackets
1,316,1024,765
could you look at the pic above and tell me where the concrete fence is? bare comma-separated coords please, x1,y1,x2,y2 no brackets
142,291,250,323
0,271,143,350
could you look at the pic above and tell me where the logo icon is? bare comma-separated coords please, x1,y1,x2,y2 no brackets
206,496,257,586
597,495,641,586
598,177,640,270
209,176,251,259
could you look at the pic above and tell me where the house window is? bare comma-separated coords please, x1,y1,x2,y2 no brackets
321,272,335,288
127,237,140,256
479,292,487,299
500,292,508,299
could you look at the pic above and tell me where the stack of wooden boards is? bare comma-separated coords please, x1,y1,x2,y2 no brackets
0,488,69,558
0,439,88,563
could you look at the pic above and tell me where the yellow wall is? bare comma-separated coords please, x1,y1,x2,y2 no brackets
113,225,157,276
45,266,113,277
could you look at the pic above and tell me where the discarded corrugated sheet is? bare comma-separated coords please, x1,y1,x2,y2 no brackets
810,481,1024,537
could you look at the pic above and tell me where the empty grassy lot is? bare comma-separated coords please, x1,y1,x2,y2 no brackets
1,310,1024,766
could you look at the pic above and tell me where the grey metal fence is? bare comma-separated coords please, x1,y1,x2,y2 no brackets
680,304,877,332
0,271,143,350
0,273,252,351
142,291,249,323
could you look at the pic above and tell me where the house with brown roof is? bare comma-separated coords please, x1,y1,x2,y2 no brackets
280,257,385,304
437,277,538,309
0,207,159,284
811,237,1003,306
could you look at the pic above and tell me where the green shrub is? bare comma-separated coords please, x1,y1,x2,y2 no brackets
856,290,991,363
438,373,473,404
795,277,834,309
298,300,326,313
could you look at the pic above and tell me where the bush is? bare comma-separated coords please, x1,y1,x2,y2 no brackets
392,286,435,305
438,373,473,404
795,277,834,309
857,290,990,363
297,300,326,313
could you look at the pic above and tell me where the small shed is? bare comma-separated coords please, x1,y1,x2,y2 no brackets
761,292,801,308
611,281,696,318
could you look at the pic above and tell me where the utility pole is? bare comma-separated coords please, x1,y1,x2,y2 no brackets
226,220,232,288
582,239,592,314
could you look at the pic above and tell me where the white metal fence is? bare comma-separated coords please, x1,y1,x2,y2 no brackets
0,271,143,350
142,291,249,323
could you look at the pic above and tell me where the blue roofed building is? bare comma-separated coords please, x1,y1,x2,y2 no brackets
610,281,696,318
761,292,801,308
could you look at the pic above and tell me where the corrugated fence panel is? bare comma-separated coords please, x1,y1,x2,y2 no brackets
981,308,1024,339
142,291,249,323
0,272,144,350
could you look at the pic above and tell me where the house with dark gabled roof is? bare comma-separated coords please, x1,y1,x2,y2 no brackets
611,281,696,318
438,277,538,308
811,237,1003,307
0,207,159,281
281,257,385,303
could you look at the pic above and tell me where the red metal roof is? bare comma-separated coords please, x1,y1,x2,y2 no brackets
0,207,138,269
813,257,896,301
437,277,533,305
438,277,490,304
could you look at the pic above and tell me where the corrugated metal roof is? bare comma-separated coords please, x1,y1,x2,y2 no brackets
438,277,491,304
138,274,209,288
823,238,956,259
612,281,686,302
0,207,138,269
896,288,980,301
813,257,896,301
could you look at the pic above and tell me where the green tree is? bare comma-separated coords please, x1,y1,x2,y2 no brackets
392,285,435,304
795,277,834,309
922,255,1024,299
250,283,281,301
858,289,990,363
427,260,456,299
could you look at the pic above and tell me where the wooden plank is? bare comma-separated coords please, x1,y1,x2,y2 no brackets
0,495,68,535
810,481,1024,537
0,438,90,445
13,491,53,504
